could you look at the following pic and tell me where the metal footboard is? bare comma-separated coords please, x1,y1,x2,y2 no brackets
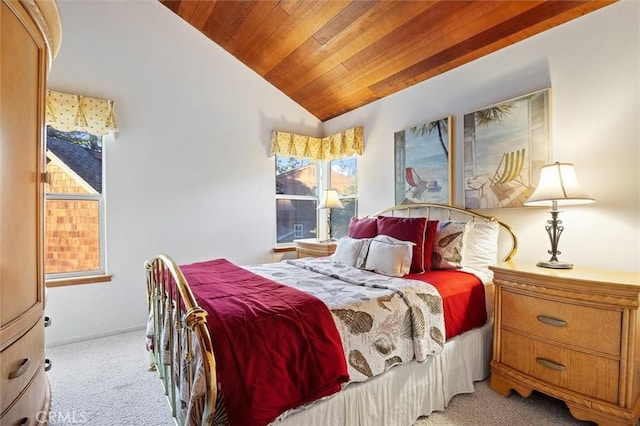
145,254,217,425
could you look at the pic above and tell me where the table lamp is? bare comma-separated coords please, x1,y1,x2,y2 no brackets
524,162,594,269
317,189,344,241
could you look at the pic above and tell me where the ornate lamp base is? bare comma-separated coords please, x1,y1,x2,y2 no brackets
537,203,574,270
537,259,574,269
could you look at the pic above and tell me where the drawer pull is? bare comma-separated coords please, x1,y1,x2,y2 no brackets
44,358,52,372
44,316,52,327
536,357,566,371
8,358,31,379
537,315,567,327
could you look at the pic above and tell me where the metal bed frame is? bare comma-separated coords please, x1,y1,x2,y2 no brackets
144,203,517,425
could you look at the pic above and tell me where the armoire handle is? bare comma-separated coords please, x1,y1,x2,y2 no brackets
8,358,30,379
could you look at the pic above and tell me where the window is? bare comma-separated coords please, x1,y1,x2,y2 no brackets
275,154,358,244
275,156,318,243
329,155,358,239
44,126,106,279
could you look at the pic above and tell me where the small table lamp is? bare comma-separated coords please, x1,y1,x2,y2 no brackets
524,162,594,269
317,189,344,241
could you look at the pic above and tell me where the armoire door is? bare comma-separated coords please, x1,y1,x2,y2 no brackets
0,0,47,348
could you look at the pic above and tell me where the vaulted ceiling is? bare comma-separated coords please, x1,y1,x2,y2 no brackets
159,0,615,122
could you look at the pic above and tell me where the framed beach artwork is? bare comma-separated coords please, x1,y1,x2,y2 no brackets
463,89,551,209
394,117,452,205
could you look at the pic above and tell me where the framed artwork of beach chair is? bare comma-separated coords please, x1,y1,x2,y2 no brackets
462,89,551,209
394,117,452,206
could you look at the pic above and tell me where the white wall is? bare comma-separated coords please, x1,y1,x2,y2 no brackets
45,0,321,345
46,0,639,345
324,0,640,273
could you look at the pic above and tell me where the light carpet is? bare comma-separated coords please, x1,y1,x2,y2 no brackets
47,329,593,425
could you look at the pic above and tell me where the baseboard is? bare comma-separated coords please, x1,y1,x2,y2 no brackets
45,325,147,348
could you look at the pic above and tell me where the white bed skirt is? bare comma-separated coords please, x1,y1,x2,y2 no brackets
276,320,493,426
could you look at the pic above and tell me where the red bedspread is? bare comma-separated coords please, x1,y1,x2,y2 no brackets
180,259,349,426
405,270,487,340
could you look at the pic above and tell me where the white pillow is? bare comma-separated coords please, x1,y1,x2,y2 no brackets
364,235,413,277
460,221,499,275
331,237,370,268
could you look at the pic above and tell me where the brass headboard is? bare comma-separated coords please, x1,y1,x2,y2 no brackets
372,203,517,262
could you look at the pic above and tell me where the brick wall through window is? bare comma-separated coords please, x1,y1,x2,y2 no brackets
45,162,100,274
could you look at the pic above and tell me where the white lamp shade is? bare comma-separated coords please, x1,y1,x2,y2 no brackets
524,162,594,207
317,189,344,209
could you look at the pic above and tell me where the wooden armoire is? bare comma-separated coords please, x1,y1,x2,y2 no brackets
1,0,60,424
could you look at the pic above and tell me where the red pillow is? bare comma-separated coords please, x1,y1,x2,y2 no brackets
348,217,378,238
423,220,439,271
377,217,440,273
377,216,427,273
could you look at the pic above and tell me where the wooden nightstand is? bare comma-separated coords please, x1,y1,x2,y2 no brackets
489,261,640,425
293,238,337,258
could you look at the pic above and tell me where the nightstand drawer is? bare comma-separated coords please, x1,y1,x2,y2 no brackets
501,330,619,403
501,290,621,356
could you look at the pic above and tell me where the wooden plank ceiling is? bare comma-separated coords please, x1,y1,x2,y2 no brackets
159,0,615,122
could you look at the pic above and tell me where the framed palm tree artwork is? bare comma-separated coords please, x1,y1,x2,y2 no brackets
394,117,452,206
463,89,551,209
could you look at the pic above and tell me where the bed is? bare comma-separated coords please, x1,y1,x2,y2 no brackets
145,203,517,426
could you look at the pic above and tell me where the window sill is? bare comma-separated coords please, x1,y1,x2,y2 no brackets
273,245,296,253
46,274,112,288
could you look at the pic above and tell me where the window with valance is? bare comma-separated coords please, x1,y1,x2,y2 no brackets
273,127,362,245
44,90,117,285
